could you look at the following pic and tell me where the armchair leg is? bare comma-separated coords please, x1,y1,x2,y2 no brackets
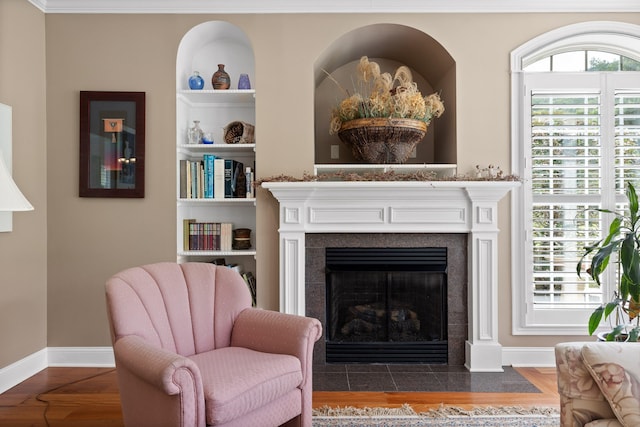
280,415,301,427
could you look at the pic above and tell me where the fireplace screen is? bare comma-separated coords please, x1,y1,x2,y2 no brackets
326,247,447,363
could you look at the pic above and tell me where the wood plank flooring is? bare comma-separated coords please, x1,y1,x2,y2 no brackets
0,366,559,426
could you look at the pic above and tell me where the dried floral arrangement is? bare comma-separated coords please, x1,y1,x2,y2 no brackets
257,170,520,186
328,56,446,135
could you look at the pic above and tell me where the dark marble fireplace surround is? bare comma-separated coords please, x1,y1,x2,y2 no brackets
305,233,468,368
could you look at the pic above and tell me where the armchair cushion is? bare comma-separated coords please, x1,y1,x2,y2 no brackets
189,347,302,425
581,343,640,427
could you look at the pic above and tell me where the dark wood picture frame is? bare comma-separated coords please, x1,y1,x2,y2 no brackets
79,91,145,198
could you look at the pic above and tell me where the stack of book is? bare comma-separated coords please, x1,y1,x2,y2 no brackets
211,259,257,307
180,156,249,199
183,219,232,251
242,271,257,307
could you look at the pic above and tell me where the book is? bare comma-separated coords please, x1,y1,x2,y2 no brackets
190,161,198,198
221,222,232,251
242,272,257,307
179,160,188,198
203,154,215,198
214,158,225,198
224,159,234,198
183,218,195,251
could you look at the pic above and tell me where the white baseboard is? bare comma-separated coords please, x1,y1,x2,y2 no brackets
0,348,48,394
502,346,556,367
0,345,556,394
0,347,114,394
47,346,115,367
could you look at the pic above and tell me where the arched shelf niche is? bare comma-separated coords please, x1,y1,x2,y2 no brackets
176,21,255,91
314,23,456,166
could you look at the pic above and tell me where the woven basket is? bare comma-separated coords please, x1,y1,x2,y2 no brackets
224,121,255,144
337,117,427,164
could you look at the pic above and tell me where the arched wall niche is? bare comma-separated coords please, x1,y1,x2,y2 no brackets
176,21,255,91
314,23,456,165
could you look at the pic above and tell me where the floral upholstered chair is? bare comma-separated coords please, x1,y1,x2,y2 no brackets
555,342,640,427
106,262,322,427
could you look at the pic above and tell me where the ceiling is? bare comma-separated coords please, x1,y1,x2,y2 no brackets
27,0,640,14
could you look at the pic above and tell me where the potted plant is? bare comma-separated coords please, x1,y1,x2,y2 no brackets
327,56,445,164
577,182,640,341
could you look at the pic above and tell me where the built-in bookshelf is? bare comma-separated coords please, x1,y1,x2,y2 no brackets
176,21,257,296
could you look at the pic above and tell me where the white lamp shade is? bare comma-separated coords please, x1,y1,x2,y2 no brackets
0,152,33,212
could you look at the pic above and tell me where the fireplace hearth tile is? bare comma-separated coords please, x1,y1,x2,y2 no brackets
311,365,542,393
346,364,391,373
313,373,350,391
387,364,435,373
392,373,445,392
348,372,396,392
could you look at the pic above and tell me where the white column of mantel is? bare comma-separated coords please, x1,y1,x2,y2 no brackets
280,231,305,315
277,201,307,315
464,187,506,372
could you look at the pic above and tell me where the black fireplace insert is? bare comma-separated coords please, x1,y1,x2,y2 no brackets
325,247,448,364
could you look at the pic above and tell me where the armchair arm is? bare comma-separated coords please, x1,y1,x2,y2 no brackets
555,342,616,427
115,335,203,395
231,309,322,377
114,335,206,427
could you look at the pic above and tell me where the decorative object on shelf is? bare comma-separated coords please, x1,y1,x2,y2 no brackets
337,117,426,164
238,73,251,90
328,56,445,164
257,169,521,185
187,120,204,144
475,164,503,179
211,64,231,90
202,132,214,144
188,71,205,90
79,91,145,198
224,121,255,144
232,228,252,250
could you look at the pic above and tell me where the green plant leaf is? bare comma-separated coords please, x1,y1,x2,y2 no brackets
590,238,622,284
588,306,605,335
603,301,619,319
627,182,639,224
628,326,640,342
608,324,626,341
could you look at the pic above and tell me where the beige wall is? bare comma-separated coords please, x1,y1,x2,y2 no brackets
0,0,47,367
5,6,640,368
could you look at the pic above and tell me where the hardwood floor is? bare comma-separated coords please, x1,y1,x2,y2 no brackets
0,366,559,426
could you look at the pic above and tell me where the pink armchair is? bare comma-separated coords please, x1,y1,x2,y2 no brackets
105,262,322,427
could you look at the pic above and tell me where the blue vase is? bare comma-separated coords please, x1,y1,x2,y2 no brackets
238,74,251,90
188,71,205,90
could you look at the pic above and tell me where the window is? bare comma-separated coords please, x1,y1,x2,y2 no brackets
511,22,640,335
526,50,640,72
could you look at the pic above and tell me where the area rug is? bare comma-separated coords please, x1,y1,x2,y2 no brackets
312,404,560,426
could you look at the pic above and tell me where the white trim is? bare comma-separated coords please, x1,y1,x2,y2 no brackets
502,347,556,368
28,0,640,14
47,346,115,367
0,348,48,394
0,347,114,393
510,21,640,335
263,180,518,372
0,345,554,393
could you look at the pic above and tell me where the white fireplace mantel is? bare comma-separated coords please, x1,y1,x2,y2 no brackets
263,180,519,372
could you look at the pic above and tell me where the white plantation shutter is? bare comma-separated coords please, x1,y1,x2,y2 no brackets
521,73,640,330
615,90,640,190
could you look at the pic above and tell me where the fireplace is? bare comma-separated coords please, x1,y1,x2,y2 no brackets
263,180,519,371
325,247,447,363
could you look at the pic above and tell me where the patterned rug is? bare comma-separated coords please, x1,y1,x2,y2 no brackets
312,404,560,426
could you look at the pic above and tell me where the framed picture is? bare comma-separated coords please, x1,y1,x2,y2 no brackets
79,91,145,198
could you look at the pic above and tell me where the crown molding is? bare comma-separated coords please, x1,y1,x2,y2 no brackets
27,0,640,14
